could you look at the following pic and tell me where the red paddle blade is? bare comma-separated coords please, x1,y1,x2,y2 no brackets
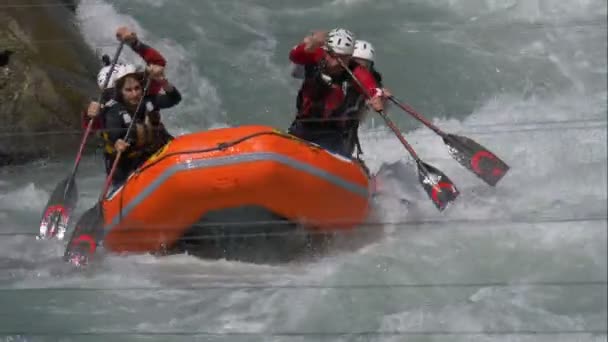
37,177,77,240
444,134,510,186
416,161,460,211
63,204,103,267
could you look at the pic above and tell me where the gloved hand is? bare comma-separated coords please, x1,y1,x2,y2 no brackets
116,26,138,45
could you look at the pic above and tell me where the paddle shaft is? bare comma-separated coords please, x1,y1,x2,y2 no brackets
98,77,152,202
388,95,445,137
64,42,125,197
330,50,459,210
389,94,510,186
336,59,423,163
99,150,124,202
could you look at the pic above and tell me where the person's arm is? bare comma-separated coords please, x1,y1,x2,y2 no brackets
289,30,327,65
351,65,385,112
82,89,114,130
104,105,140,145
145,65,182,109
289,43,325,65
150,82,182,109
352,65,382,98
130,41,166,67
116,26,167,95
82,108,104,131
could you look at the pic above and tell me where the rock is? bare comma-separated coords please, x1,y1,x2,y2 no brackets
0,0,101,166
0,49,13,67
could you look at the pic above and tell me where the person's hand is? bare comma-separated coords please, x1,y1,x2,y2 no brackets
368,95,384,112
114,139,130,153
146,64,166,80
304,30,327,51
87,101,100,118
116,26,138,44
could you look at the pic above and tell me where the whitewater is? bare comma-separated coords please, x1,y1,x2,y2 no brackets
0,0,606,341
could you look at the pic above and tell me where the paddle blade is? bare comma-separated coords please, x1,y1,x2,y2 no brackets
416,161,459,211
372,160,429,205
443,134,510,186
37,177,78,240
63,205,103,267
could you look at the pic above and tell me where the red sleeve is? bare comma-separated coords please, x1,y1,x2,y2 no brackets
131,41,166,66
289,43,324,65
147,81,164,96
130,41,166,95
351,65,380,98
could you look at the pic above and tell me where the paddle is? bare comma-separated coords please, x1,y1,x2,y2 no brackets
37,42,125,241
64,76,152,267
336,59,459,211
388,96,510,186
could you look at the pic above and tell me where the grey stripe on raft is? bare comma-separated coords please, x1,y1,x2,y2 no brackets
103,152,370,234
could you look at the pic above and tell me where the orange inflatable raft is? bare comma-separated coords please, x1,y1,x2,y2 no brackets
98,125,373,254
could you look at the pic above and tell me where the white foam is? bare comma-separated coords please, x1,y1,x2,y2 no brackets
360,87,607,222
128,0,166,7
1,1,603,337
426,0,607,21
422,0,607,96
0,183,49,211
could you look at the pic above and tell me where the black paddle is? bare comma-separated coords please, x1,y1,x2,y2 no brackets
388,96,510,186
64,76,152,267
36,42,125,241
368,109,459,211
336,58,459,211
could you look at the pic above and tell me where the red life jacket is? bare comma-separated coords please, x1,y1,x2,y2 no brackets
295,60,352,129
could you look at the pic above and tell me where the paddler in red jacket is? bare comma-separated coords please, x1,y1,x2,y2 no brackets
287,28,387,157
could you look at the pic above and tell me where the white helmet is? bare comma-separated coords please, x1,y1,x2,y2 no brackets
96,63,124,89
113,64,138,83
353,40,375,63
325,28,355,55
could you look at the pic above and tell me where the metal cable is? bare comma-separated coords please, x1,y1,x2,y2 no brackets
0,329,605,337
0,118,605,138
2,215,606,239
1,280,605,292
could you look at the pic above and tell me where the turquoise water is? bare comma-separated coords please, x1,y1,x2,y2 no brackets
0,0,606,340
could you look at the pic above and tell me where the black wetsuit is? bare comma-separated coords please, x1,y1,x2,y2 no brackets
337,66,383,158
101,86,181,188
